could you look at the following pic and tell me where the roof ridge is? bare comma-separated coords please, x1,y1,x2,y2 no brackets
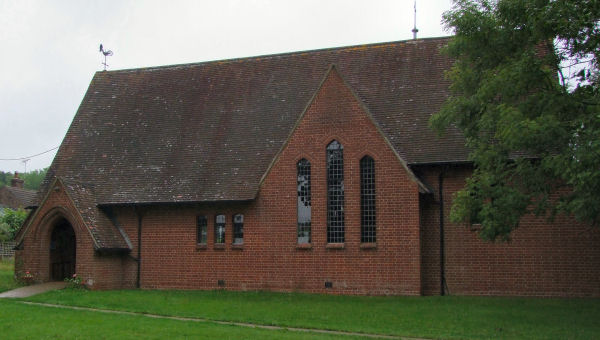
97,36,452,74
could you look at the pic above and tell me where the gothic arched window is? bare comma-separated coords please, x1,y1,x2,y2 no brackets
360,156,376,243
326,141,344,243
297,159,311,244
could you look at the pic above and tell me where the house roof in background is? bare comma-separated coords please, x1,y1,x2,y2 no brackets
0,186,36,209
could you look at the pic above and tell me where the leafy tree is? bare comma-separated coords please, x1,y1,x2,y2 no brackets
19,168,48,191
0,172,10,187
431,0,600,240
0,208,27,241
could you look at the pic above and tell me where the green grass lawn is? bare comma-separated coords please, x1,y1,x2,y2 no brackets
0,258,20,293
25,289,600,339
0,299,360,340
2,261,599,339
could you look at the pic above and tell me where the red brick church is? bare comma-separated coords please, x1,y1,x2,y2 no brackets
15,37,600,296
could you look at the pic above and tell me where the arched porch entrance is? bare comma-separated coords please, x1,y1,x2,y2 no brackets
49,218,76,281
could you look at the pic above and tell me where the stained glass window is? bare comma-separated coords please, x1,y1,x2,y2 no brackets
297,159,311,244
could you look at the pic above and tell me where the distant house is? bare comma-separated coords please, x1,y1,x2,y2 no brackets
0,173,36,210
14,37,600,296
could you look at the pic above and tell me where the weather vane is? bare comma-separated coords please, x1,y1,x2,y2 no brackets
99,43,113,71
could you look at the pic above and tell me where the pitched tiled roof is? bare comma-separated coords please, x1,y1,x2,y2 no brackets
41,36,467,205
17,177,130,251
61,178,131,250
1,186,36,209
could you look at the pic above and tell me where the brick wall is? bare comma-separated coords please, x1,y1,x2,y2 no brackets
418,165,600,297
247,69,422,295
15,180,131,289
115,69,423,295
17,68,599,297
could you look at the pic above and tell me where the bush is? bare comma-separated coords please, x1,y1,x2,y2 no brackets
64,274,87,290
19,271,34,285
0,209,27,241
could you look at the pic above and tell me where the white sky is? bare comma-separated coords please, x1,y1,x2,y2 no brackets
0,0,453,173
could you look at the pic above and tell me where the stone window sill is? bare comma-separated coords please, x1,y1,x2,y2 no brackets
296,243,312,250
196,244,207,250
213,244,226,250
360,243,377,250
231,244,244,250
325,243,345,250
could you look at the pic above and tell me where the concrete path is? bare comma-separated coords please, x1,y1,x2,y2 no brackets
0,282,67,298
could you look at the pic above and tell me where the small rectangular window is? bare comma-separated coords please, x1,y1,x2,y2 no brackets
233,214,244,244
197,216,207,244
215,214,225,244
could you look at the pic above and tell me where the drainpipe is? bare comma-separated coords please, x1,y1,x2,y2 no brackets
135,206,143,289
439,168,447,296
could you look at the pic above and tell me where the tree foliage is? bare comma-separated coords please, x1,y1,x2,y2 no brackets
431,0,600,240
0,172,11,188
0,208,27,241
19,168,48,191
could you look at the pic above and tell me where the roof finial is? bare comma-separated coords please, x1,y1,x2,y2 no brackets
411,0,419,40
99,43,114,71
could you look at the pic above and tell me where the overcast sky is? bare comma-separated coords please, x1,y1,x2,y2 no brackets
0,0,453,173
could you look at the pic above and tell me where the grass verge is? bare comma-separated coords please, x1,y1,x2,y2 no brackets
0,299,362,339
25,289,600,339
0,258,19,293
